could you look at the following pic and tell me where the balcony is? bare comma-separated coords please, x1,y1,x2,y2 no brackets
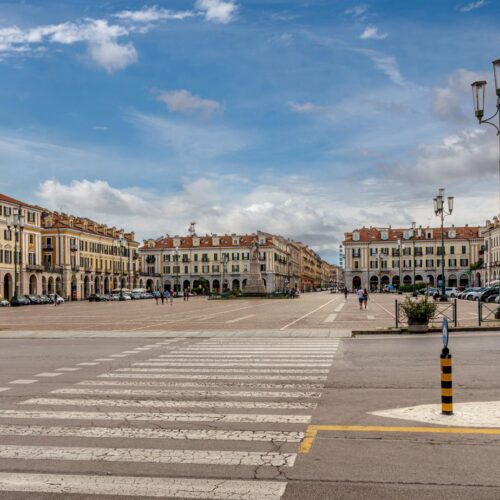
43,264,62,273
84,266,92,273
143,272,162,277
26,264,44,272
42,244,53,251
71,265,80,272
70,245,78,252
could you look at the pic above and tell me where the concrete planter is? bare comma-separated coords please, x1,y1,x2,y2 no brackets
408,322,429,334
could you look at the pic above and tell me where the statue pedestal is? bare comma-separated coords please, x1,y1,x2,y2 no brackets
242,260,267,295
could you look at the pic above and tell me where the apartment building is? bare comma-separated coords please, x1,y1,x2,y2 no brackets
343,225,483,291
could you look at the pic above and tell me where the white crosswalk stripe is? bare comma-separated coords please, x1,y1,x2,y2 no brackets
0,473,287,499
52,388,323,399
0,337,341,499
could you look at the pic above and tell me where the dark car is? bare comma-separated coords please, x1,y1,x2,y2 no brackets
479,287,498,302
40,294,53,304
88,293,106,302
25,295,42,305
11,296,30,307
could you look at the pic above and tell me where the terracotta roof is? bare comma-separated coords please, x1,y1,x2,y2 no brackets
0,193,38,210
344,226,481,243
143,234,270,250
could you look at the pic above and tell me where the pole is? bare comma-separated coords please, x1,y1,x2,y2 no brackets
14,223,18,300
440,346,453,415
398,239,402,294
413,234,416,296
441,212,446,299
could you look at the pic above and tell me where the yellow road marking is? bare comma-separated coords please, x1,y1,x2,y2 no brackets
299,424,500,454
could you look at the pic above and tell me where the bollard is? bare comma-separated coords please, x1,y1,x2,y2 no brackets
440,348,453,415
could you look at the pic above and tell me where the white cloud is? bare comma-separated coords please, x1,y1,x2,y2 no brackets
0,19,137,71
345,5,368,20
288,101,332,114
130,112,249,161
459,0,487,12
114,6,195,22
357,49,404,85
196,0,238,24
360,25,389,40
157,89,223,117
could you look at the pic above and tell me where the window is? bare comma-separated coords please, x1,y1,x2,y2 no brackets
4,207,11,216
202,265,209,273
370,260,378,269
184,265,188,274
163,254,170,262
380,260,388,270
4,230,12,241
194,254,198,262
163,266,171,273
29,234,35,244
370,248,377,256
460,258,469,267
0,249,3,263
415,259,422,268
403,247,411,256
448,259,457,267
354,261,359,269
392,260,399,269
193,265,199,273
352,248,360,258
212,264,220,272
232,265,239,272
425,247,434,255
437,247,444,256
449,246,455,255
425,259,434,267
28,253,36,265
202,254,208,262
352,232,360,242
461,245,467,254
414,248,423,256
5,250,12,264
392,248,400,257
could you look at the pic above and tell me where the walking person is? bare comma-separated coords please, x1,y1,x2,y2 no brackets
344,288,348,300
357,288,364,310
161,291,165,304
362,287,369,310
155,291,159,305
169,288,174,306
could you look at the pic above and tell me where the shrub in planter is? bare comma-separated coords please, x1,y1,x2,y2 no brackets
400,296,437,333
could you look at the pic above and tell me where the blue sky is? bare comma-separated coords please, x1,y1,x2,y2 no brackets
0,0,499,262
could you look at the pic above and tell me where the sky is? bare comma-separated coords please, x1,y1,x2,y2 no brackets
0,0,499,263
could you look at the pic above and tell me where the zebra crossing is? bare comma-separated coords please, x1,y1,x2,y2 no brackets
0,337,341,499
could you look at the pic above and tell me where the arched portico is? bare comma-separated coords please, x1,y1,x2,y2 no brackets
352,276,361,290
29,274,37,295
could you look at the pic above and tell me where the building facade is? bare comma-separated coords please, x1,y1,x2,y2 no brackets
138,231,330,294
41,211,139,300
343,225,483,291
0,194,44,300
481,217,500,285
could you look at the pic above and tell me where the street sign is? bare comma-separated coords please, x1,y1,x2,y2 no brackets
442,318,449,348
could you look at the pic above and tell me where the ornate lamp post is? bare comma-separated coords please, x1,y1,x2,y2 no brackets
118,235,125,300
6,209,25,304
221,253,228,293
434,188,454,301
412,221,417,297
471,60,500,213
397,238,403,294
174,246,180,296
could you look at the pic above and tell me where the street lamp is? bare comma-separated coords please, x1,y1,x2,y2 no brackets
434,188,454,301
174,246,179,297
471,60,500,213
397,238,403,294
412,221,417,297
118,235,125,300
221,253,228,293
6,209,25,304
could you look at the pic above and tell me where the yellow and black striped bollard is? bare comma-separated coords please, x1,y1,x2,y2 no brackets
440,348,453,415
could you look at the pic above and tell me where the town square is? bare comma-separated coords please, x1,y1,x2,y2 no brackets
0,1,500,499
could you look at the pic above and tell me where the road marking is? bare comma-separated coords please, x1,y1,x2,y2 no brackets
0,388,10,393
280,298,340,330
194,305,254,322
226,314,256,324
95,358,114,361
115,367,330,374
324,314,337,323
79,380,325,389
122,351,139,354
99,373,327,381
0,444,297,467
0,409,311,424
22,397,317,411
134,347,152,351
159,355,336,359
334,303,345,312
299,424,500,454
34,373,62,377
0,423,304,442
110,354,127,358
367,315,375,320
180,347,339,351
0,473,287,499
371,299,396,319
77,362,99,366
9,380,37,385
52,388,322,399
136,362,331,368
56,368,80,372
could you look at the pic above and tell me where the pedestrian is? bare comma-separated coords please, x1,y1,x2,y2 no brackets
344,288,348,300
362,287,369,309
169,288,174,306
161,291,164,304
357,288,364,310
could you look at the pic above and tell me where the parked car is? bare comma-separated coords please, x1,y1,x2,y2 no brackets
486,293,499,303
11,296,30,306
444,287,460,298
109,294,120,301
0,299,10,307
479,287,499,302
48,294,65,304
131,292,142,300
88,294,106,302
25,294,42,305
120,293,132,300
38,295,50,304
465,287,486,301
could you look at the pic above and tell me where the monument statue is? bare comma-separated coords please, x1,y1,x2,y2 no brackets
242,238,267,295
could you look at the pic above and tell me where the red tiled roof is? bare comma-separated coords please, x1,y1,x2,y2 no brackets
344,226,480,243
0,193,38,210
143,234,271,250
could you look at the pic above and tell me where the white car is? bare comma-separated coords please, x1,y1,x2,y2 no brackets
49,294,65,304
444,287,459,298
465,288,486,301
0,299,9,307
